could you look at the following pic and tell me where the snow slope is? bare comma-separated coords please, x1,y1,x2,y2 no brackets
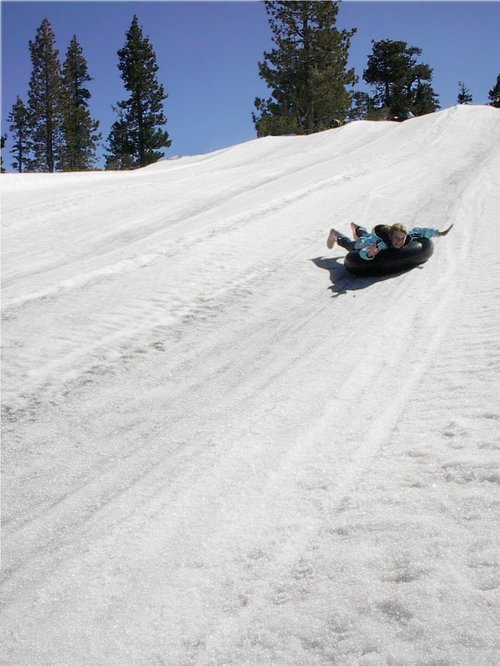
2,105,500,665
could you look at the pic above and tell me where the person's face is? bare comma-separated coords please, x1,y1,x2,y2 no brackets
391,231,407,248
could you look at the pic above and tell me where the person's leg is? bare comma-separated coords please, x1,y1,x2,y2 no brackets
351,223,369,239
327,228,356,251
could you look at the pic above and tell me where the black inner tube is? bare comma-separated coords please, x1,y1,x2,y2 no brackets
344,238,434,277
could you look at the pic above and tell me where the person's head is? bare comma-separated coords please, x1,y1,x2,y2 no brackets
390,223,408,249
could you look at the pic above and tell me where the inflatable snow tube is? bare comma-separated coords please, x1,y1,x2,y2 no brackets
344,238,434,277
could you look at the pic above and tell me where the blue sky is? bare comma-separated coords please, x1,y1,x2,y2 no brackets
1,1,499,169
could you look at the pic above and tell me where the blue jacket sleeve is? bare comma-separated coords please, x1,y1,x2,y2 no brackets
355,234,388,261
409,227,440,239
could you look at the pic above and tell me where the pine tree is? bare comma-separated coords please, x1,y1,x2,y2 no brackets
105,106,135,170
363,39,439,119
106,15,171,170
1,134,6,173
27,18,64,172
60,36,101,171
253,1,357,136
349,91,370,121
8,97,32,173
488,74,500,108
457,81,473,105
412,81,439,116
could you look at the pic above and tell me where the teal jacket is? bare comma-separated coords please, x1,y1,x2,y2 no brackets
355,226,440,261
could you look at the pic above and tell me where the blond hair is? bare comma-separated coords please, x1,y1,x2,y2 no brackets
390,223,408,235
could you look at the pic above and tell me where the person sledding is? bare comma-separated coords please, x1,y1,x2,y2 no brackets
327,222,454,261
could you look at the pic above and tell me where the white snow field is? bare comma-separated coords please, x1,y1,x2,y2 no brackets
2,105,500,665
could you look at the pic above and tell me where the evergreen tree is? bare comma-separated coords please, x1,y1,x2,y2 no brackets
60,36,101,171
105,106,135,170
8,97,32,173
363,39,439,119
27,18,64,172
412,80,439,116
488,74,500,108
348,91,370,121
106,15,170,170
1,134,6,173
457,81,473,104
253,1,357,136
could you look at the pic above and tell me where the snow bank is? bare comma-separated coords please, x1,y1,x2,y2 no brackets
2,105,500,665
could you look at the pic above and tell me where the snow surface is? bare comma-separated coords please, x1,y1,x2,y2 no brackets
2,105,500,665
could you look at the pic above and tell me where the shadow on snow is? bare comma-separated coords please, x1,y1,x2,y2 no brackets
311,255,409,297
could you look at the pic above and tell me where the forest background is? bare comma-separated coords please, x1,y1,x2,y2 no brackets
1,1,499,172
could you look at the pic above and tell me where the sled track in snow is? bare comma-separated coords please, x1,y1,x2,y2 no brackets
2,106,498,420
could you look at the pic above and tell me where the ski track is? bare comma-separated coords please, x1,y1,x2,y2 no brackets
1,106,500,665
2,106,497,414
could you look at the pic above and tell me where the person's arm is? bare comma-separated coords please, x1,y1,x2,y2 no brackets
357,235,386,260
438,223,454,236
410,224,454,239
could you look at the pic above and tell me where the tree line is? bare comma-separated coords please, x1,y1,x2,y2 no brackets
253,1,500,135
4,15,169,173
3,2,500,173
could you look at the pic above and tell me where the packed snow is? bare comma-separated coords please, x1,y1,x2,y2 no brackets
1,105,500,665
